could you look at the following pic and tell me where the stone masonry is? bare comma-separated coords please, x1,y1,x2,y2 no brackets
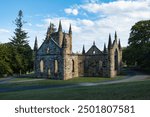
34,21,122,80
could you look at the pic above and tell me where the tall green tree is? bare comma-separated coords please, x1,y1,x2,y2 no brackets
10,10,29,46
9,10,33,74
0,43,13,76
124,20,150,71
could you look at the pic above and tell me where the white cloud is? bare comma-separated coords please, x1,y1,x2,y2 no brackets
78,0,150,48
0,29,10,33
81,0,150,15
36,24,45,28
0,29,12,44
44,18,82,33
81,19,95,26
24,0,150,52
64,8,79,15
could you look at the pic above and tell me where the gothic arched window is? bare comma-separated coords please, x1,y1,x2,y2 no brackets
93,50,96,54
99,60,102,70
46,47,50,54
48,68,51,77
54,60,58,73
40,60,44,73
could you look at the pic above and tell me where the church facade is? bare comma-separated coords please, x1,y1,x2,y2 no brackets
34,21,122,80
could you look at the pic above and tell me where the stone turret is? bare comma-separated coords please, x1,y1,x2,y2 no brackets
33,36,38,74
107,33,114,78
115,31,117,42
108,33,112,50
93,41,95,46
62,33,67,49
69,24,72,36
103,43,108,77
69,24,72,53
58,20,63,47
103,43,107,53
118,38,122,73
34,36,38,52
62,32,72,80
107,32,122,78
82,45,85,54
58,20,62,32
118,39,122,50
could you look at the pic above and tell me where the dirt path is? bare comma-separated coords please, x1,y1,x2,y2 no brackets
0,77,45,84
79,74,150,86
0,77,14,84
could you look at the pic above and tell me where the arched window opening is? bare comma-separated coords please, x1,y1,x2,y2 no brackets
46,48,50,54
72,60,75,72
54,60,58,73
99,60,102,70
40,60,44,73
114,49,118,70
93,50,96,54
48,68,51,77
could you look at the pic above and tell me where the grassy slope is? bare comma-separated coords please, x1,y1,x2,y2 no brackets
0,77,117,88
0,80,150,100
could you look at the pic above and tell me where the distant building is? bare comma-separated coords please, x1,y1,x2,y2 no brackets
34,21,122,80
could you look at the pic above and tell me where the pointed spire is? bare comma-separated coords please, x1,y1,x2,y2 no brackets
103,43,107,53
62,33,67,48
49,22,52,31
58,20,62,32
118,39,122,50
34,36,38,52
49,21,51,27
82,45,85,54
115,31,117,42
108,33,112,49
69,24,72,35
93,41,95,46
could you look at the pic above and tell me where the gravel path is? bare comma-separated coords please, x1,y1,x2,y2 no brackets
79,74,150,86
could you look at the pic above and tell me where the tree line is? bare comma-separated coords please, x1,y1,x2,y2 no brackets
123,20,150,72
0,10,33,77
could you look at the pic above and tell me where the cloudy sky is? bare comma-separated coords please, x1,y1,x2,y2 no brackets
0,0,150,52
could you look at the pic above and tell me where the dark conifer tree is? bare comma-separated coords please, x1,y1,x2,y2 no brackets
9,10,33,74
10,10,29,46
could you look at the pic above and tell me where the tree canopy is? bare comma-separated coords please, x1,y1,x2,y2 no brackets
10,10,29,46
0,10,33,77
123,20,150,71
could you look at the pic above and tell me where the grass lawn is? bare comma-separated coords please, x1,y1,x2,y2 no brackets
0,76,122,88
0,79,150,100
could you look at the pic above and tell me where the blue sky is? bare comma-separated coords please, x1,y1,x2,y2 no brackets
0,0,150,52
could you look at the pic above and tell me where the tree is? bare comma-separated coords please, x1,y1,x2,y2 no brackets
129,20,150,46
125,20,150,71
10,10,29,46
50,23,56,33
122,47,137,66
0,43,13,76
9,10,33,74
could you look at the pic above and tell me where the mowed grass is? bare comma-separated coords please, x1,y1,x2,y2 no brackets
0,76,121,88
0,80,150,100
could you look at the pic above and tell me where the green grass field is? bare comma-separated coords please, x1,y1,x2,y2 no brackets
0,77,150,100
0,76,121,88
